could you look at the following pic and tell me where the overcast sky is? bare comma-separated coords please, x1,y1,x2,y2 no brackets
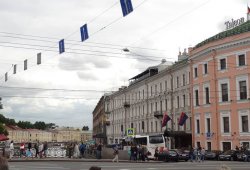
0,0,248,129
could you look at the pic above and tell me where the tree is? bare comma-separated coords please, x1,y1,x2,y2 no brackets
0,123,8,136
33,121,46,130
82,126,89,131
45,123,56,129
0,114,6,123
5,118,16,125
17,121,33,129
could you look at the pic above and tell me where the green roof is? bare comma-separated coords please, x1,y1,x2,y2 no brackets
194,21,250,49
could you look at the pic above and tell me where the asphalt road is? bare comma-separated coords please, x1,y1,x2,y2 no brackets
8,161,250,170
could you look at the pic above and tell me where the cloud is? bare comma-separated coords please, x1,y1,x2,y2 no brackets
77,71,98,81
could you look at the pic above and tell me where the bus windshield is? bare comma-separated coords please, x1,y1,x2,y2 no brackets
149,135,164,144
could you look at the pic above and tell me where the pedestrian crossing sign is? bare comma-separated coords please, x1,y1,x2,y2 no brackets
126,128,135,136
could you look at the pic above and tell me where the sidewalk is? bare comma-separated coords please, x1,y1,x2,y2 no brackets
8,157,163,163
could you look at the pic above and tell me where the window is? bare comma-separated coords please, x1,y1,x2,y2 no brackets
121,125,124,132
194,67,198,78
177,96,180,108
195,90,199,106
206,118,211,133
239,80,247,100
131,123,133,128
241,115,249,132
142,121,144,131
238,54,246,66
155,84,157,95
165,81,168,91
204,63,208,74
155,102,157,111
177,76,179,88
197,142,201,148
205,87,210,104
207,142,212,151
165,99,168,111
160,83,162,93
222,142,231,151
151,103,153,114
160,101,162,112
155,121,158,132
220,58,226,70
223,117,230,133
143,105,145,115
183,95,186,107
196,119,200,134
221,83,228,102
183,74,186,86
151,86,153,96
143,89,144,99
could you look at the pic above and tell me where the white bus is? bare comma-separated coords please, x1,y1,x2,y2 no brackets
123,134,166,159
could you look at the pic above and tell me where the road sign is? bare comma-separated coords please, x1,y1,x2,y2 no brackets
126,128,135,137
120,0,133,17
80,24,89,42
59,39,65,54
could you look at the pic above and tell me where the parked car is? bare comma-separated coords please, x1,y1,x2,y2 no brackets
176,150,189,161
218,150,239,161
236,149,250,161
165,150,179,162
205,150,222,160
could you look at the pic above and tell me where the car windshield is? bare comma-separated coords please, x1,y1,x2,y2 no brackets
224,150,233,155
149,136,164,144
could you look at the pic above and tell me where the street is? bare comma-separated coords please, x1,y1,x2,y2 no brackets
8,161,250,170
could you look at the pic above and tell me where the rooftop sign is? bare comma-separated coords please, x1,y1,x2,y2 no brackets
225,17,245,30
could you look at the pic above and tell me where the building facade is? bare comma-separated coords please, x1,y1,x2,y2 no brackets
105,57,192,148
190,21,250,151
92,96,108,144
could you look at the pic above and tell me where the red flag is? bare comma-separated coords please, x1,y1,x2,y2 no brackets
248,6,250,14
178,112,188,126
162,112,171,127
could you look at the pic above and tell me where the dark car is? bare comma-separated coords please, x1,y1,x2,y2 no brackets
237,149,250,161
218,150,239,161
205,150,222,160
165,150,179,162
176,150,189,161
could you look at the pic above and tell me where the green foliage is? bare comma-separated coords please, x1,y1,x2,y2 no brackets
33,121,46,130
17,121,34,129
0,123,8,136
82,126,89,131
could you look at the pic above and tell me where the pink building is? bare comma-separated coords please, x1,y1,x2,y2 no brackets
189,21,250,151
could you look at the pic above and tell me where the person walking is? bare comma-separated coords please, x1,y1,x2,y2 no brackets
9,141,14,159
200,147,205,162
96,143,102,159
193,147,198,162
43,141,48,158
38,142,44,158
154,147,159,161
189,146,194,162
34,143,39,158
112,145,119,163
20,142,25,158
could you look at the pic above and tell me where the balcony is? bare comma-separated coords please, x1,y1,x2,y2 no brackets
154,111,163,119
124,102,130,108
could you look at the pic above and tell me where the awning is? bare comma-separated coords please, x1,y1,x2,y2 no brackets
0,134,9,141
164,130,191,137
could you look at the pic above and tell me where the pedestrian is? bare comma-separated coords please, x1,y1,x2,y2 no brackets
43,141,48,158
197,147,201,162
79,142,86,158
28,142,32,151
200,147,205,162
154,147,159,161
34,143,39,158
38,142,44,158
128,146,131,161
73,143,80,158
20,142,25,158
189,146,194,162
89,166,101,170
112,145,119,163
9,140,14,159
138,144,142,161
0,156,9,170
193,147,197,162
96,143,102,159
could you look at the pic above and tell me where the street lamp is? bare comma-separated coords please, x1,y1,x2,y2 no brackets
0,97,3,109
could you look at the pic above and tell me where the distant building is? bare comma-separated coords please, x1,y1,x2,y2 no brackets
80,130,92,142
92,96,108,144
104,58,192,148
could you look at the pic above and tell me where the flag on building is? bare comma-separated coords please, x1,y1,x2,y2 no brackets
37,53,41,65
162,112,171,127
178,112,188,126
24,59,28,70
13,64,17,74
5,72,7,82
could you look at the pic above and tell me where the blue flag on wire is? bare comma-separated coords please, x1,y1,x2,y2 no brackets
178,112,188,126
59,39,65,54
162,112,171,127
80,24,89,42
120,0,133,17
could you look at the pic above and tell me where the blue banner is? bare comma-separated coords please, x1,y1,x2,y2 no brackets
120,0,133,17
80,24,89,42
59,39,65,54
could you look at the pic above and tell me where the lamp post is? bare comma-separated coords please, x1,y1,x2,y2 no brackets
0,97,3,109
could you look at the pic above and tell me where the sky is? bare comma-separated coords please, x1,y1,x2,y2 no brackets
0,0,248,129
